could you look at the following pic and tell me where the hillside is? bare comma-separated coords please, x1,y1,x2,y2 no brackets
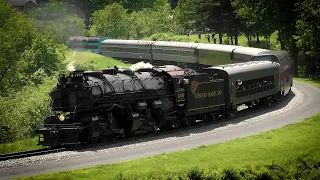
65,51,130,71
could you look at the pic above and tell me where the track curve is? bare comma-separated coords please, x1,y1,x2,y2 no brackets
1,81,320,180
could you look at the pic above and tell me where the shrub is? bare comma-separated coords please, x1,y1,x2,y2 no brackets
0,76,57,143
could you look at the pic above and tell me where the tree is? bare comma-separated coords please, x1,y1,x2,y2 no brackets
233,3,275,47
295,0,320,75
152,0,178,33
0,1,36,96
194,0,241,45
233,0,303,76
121,0,158,12
129,10,151,39
28,1,86,44
22,35,66,77
90,3,131,38
0,1,67,143
175,0,196,32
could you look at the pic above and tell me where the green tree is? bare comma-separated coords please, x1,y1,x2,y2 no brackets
194,0,241,44
0,76,56,143
233,3,275,47
89,3,131,38
295,0,320,75
121,0,158,12
22,35,66,77
127,0,178,39
129,10,150,39
0,1,36,96
0,1,67,143
28,1,86,44
233,0,303,76
152,0,178,34
175,0,196,32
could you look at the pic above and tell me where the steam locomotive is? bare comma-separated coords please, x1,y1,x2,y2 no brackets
36,60,292,147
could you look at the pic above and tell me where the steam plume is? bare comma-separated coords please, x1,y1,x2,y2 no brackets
130,61,153,71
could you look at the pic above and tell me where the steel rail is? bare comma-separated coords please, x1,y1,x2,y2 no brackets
0,147,66,161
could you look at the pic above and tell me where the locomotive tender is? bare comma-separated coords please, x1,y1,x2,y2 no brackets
37,61,289,147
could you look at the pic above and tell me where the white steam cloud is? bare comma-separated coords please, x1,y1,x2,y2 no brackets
66,50,77,71
67,64,76,71
130,61,153,71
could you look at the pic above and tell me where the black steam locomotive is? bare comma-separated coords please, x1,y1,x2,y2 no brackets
37,61,284,147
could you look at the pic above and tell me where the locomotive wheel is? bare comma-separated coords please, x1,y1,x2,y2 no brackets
174,119,181,129
188,116,196,126
206,113,218,122
226,109,238,118
51,140,60,148
89,135,101,144
129,130,137,138
261,97,272,107
107,134,117,141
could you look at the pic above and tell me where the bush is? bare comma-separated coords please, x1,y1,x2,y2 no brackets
0,76,57,143
148,33,191,42
73,60,96,71
111,154,320,180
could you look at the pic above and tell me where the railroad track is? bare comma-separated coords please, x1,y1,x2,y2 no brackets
0,93,289,162
0,147,66,161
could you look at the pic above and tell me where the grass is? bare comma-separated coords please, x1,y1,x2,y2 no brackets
294,77,320,88
0,137,45,154
66,51,130,70
18,79,320,179
144,31,281,50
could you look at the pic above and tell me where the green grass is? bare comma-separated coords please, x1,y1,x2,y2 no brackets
294,77,320,88
0,137,45,154
19,110,320,179
144,31,281,50
66,51,130,71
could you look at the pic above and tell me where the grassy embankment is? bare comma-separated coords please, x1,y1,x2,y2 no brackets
65,51,130,70
18,78,320,180
145,31,281,50
0,51,129,154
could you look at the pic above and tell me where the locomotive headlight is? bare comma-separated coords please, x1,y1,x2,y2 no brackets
58,114,65,121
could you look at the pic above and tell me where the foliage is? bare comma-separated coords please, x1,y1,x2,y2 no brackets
1,34,67,96
89,3,131,38
66,0,174,27
233,1,275,37
174,0,196,31
0,2,68,143
193,0,242,45
0,76,57,143
22,35,67,77
121,0,160,12
233,0,302,76
295,0,320,75
0,1,36,96
177,155,320,180
147,33,191,42
27,1,86,44
89,1,178,39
